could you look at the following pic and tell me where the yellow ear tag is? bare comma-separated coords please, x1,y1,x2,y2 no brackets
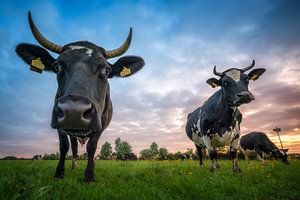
211,83,218,88
30,57,44,73
120,66,131,77
251,74,258,81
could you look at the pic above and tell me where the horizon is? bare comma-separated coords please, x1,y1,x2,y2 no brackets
0,0,300,158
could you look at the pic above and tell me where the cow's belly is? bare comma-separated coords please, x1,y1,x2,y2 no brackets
211,131,232,147
241,148,257,157
192,132,205,147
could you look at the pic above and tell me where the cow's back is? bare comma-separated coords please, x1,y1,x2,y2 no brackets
240,132,276,151
185,107,202,140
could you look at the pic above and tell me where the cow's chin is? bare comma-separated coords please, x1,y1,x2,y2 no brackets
230,99,253,107
59,129,93,138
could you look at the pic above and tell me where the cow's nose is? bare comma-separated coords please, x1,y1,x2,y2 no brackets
57,100,93,129
236,91,255,103
236,91,255,100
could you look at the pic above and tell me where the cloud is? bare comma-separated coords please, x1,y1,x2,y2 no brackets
0,0,300,157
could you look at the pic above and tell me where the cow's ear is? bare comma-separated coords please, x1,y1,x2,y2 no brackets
109,56,145,78
16,43,56,73
207,78,220,88
248,68,266,81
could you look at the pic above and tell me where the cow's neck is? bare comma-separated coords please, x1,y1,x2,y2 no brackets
216,89,237,129
100,85,113,130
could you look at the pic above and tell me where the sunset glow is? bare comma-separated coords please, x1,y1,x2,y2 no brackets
0,0,299,158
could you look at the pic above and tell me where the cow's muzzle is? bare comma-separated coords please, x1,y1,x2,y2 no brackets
234,91,255,105
56,96,96,130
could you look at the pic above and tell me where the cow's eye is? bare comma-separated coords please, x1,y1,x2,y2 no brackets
53,62,61,73
245,77,249,83
223,81,230,87
101,67,111,76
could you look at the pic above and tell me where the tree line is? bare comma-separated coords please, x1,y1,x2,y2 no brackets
2,137,263,160
98,138,195,160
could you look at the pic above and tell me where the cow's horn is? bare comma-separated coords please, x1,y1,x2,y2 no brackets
28,11,62,54
105,27,132,59
242,59,255,72
213,65,222,76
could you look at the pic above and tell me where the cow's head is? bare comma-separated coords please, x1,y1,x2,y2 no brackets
207,60,265,106
275,149,289,164
16,12,145,136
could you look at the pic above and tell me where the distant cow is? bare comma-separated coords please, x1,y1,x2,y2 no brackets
180,154,192,160
32,155,42,160
240,132,289,164
186,60,265,173
16,12,145,182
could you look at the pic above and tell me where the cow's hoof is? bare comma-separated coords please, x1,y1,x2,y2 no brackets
233,168,241,173
71,166,77,171
83,176,95,183
72,161,77,171
210,167,215,173
54,174,64,179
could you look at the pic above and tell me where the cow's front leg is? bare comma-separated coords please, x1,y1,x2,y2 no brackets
230,135,241,173
55,131,69,179
70,136,78,170
84,133,100,182
203,136,216,172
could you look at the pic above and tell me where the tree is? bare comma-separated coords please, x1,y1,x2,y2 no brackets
115,137,121,152
158,147,168,160
2,156,18,160
167,153,175,160
100,141,113,160
43,152,60,160
150,142,159,158
116,140,133,160
140,149,152,160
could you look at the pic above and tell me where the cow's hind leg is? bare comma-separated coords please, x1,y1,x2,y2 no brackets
230,149,240,172
255,147,265,163
195,144,204,167
84,133,100,182
230,137,241,172
209,148,218,172
55,131,69,179
70,136,78,170
215,152,220,168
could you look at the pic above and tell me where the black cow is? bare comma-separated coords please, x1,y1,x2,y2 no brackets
186,60,265,172
240,132,289,164
16,12,145,182
32,155,42,160
180,154,192,160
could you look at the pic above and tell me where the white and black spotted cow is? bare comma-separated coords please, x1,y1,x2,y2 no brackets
186,60,265,173
240,132,289,164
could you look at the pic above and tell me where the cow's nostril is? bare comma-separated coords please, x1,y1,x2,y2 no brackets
236,93,243,98
57,105,64,118
83,104,93,119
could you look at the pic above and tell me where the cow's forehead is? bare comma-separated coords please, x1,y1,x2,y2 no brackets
68,45,94,57
224,69,241,82
59,44,105,63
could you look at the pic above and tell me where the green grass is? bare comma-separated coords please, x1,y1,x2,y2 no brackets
0,160,299,200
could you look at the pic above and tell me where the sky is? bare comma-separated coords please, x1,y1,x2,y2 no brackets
0,0,299,158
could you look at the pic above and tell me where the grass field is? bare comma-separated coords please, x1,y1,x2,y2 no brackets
0,160,299,200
